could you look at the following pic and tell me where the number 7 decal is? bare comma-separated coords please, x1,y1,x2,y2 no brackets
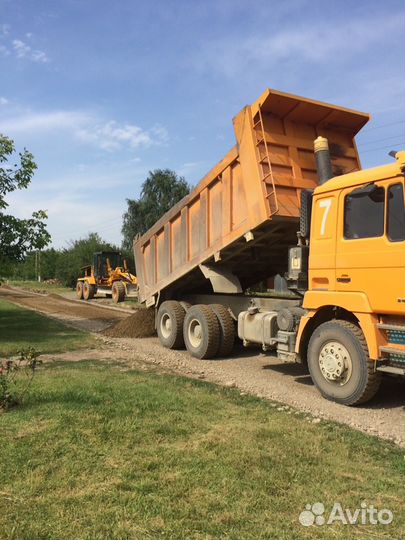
319,199,332,236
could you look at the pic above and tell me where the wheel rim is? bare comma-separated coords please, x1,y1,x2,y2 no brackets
160,313,172,339
319,340,352,385
188,318,202,349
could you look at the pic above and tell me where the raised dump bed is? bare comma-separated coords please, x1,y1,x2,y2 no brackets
134,88,369,306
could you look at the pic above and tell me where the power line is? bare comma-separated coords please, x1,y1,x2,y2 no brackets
360,143,404,154
361,120,405,132
357,134,405,147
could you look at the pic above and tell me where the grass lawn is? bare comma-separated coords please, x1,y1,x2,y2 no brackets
0,360,403,540
6,280,71,295
0,299,96,356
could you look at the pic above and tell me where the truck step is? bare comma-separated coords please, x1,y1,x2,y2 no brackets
377,323,405,332
379,346,405,357
376,365,405,375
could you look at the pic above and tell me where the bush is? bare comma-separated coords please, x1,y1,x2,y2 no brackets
0,347,42,410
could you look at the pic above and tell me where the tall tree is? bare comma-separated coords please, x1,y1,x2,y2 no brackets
0,134,50,262
122,169,190,250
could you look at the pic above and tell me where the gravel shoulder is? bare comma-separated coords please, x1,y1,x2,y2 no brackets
2,285,404,447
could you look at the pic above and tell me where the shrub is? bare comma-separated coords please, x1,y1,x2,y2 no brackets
0,347,42,410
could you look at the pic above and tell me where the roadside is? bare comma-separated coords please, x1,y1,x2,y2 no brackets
2,285,404,446
0,299,96,356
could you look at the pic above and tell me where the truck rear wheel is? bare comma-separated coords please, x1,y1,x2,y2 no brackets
83,281,95,300
183,304,220,359
76,281,84,299
210,304,235,357
307,320,381,406
157,301,186,349
112,281,126,303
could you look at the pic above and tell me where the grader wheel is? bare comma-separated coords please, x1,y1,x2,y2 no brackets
112,281,126,303
76,281,84,299
83,281,96,301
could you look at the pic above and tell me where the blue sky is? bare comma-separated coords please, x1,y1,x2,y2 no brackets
1,0,404,248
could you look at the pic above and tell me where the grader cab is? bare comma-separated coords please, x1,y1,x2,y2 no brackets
76,251,138,303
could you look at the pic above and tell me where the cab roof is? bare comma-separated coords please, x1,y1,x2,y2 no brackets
314,151,405,195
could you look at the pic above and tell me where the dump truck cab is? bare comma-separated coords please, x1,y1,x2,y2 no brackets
294,152,405,395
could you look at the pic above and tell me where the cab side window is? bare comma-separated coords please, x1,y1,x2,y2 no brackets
387,183,405,242
344,185,385,239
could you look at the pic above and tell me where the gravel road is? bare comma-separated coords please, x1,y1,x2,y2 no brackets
2,286,404,446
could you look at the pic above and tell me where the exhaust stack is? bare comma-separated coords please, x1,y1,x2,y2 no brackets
314,136,333,184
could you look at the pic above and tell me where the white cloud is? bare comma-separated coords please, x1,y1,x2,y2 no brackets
77,121,169,152
12,39,49,63
0,97,9,106
195,13,403,77
0,110,91,134
77,121,152,151
0,105,169,154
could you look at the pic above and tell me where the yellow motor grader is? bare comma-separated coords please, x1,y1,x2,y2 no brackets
76,251,138,303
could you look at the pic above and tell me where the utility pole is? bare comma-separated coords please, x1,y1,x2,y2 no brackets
35,250,41,282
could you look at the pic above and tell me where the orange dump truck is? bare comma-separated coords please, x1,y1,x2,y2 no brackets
134,88,405,406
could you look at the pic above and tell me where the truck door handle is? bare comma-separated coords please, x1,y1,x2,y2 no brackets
337,275,351,283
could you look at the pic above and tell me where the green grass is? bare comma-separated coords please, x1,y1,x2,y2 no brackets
6,280,71,295
0,360,403,540
0,299,96,356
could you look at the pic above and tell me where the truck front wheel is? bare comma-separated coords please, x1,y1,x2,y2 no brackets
183,305,220,359
307,320,381,406
157,301,186,349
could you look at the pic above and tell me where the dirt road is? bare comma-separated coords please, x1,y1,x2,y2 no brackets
0,286,128,332
2,286,404,446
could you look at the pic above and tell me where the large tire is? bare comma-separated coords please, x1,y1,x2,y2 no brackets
76,281,84,299
183,304,220,359
307,320,381,406
157,301,186,349
112,281,126,303
83,281,96,300
210,304,235,357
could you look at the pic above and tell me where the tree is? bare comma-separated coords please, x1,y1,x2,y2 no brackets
0,134,50,263
55,233,118,287
122,169,190,250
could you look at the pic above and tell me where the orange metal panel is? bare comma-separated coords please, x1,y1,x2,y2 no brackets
134,88,369,305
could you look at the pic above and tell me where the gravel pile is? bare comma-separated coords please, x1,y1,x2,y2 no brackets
103,308,156,338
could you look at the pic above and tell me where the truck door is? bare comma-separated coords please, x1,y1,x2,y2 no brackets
336,179,405,314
